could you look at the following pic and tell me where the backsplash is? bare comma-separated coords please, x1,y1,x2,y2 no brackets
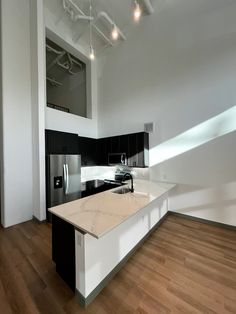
81,166,149,182
132,168,150,180
81,167,116,182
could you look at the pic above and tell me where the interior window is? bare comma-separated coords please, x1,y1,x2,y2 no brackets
46,38,87,118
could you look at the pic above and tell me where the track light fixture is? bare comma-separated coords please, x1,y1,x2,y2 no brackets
89,46,95,60
133,0,142,22
111,24,119,40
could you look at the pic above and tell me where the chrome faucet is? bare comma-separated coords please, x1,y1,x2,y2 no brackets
123,173,134,193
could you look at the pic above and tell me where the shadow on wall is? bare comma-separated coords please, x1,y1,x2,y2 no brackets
169,182,236,226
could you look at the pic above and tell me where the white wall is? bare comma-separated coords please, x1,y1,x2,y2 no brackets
98,2,236,225
0,0,33,226
30,0,47,221
44,0,98,138
152,130,236,226
98,2,236,142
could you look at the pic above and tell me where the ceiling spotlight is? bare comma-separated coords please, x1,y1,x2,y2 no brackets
111,25,119,40
133,0,142,21
89,46,95,60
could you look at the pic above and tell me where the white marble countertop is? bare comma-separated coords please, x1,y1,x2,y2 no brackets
49,179,176,238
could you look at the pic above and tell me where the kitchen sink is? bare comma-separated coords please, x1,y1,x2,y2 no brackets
112,186,131,194
81,179,125,198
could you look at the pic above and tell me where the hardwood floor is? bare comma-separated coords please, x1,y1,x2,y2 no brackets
0,214,236,313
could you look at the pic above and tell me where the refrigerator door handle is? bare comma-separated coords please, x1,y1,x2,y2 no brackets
63,164,69,194
66,164,69,194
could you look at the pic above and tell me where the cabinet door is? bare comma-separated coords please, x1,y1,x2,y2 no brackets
120,134,128,154
128,133,138,167
110,136,120,153
97,138,109,165
78,136,97,166
77,136,86,165
45,130,78,154
136,132,144,167
127,132,149,168
85,137,97,166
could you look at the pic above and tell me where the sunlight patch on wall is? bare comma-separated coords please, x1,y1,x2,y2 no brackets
149,105,236,167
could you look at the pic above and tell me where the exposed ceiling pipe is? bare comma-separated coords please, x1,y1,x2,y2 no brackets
92,24,115,47
46,77,63,87
62,0,125,47
62,0,93,21
46,44,63,55
46,43,83,74
140,0,154,15
96,11,126,41
75,15,93,21
47,51,66,71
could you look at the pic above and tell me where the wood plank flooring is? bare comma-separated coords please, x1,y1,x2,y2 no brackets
0,214,236,313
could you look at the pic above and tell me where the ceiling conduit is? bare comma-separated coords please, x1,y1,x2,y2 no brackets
62,0,126,47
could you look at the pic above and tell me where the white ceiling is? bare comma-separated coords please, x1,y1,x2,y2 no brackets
44,0,236,55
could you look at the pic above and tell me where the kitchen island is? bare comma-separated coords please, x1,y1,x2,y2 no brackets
49,179,175,306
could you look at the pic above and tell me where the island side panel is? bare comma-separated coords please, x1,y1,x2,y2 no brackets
52,214,76,291
75,230,86,297
75,193,168,301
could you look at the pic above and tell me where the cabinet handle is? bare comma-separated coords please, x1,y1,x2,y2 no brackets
121,154,125,164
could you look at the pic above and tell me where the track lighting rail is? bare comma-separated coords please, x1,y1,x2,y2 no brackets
95,11,126,41
61,0,154,55
141,0,154,15
61,0,125,49
62,0,93,22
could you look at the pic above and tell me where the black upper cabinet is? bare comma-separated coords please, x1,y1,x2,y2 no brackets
45,129,149,168
78,136,97,166
45,129,79,155
110,136,120,153
97,137,110,165
120,134,129,154
127,132,149,168
128,133,137,167
98,132,149,168
136,132,149,168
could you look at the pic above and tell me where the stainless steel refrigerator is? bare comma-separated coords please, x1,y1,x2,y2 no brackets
46,154,81,218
